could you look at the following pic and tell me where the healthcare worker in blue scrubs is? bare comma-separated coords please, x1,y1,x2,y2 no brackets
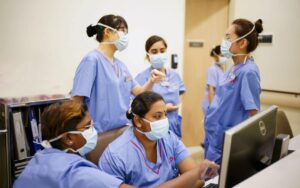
204,19,263,164
99,91,219,188
71,15,164,133
201,45,226,152
135,35,185,138
13,101,131,188
202,45,226,116
14,101,217,188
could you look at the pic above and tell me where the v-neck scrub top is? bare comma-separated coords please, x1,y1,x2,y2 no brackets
99,127,190,187
72,49,138,133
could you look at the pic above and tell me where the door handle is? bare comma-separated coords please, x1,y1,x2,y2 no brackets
0,129,7,134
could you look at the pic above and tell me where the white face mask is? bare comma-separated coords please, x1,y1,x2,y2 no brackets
217,57,228,65
148,53,168,69
136,117,169,141
97,23,129,51
221,25,255,59
41,124,98,156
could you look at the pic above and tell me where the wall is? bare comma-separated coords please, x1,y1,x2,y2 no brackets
229,0,300,93
229,0,300,135
0,0,185,98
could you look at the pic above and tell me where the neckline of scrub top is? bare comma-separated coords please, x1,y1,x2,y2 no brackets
213,63,225,72
130,140,163,174
95,49,120,78
226,58,254,83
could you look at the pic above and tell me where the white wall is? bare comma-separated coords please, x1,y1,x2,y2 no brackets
229,0,300,93
0,0,185,98
229,0,300,135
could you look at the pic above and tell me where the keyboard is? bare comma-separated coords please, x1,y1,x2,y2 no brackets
203,183,218,188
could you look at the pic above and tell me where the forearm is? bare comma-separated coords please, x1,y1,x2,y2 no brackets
248,109,258,116
157,168,204,188
207,86,215,104
141,78,154,92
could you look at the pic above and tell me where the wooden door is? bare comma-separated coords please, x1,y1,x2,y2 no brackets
182,0,229,146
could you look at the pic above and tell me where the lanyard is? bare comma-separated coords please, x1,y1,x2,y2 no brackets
130,140,163,174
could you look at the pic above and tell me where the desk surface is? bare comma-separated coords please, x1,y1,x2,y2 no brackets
235,149,300,188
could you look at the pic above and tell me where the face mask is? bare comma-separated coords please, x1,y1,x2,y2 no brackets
41,125,98,156
97,23,129,51
221,25,256,58
136,118,169,141
148,53,168,69
217,57,228,65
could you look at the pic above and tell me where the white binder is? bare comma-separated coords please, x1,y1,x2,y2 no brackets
12,112,28,160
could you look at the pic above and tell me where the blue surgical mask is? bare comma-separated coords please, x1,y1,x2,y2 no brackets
41,124,98,156
148,53,168,69
114,31,129,51
97,23,129,51
217,57,228,65
136,118,169,141
221,25,256,58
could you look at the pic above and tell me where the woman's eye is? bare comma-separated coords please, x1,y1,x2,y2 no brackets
153,114,161,119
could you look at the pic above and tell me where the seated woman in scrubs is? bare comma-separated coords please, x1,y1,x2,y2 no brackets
135,35,185,138
201,45,226,152
99,91,219,188
14,100,216,188
204,19,264,164
13,100,131,188
71,15,164,134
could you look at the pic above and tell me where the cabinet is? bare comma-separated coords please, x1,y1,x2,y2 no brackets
0,96,68,188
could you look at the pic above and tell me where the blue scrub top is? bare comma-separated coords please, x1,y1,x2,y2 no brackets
72,49,138,133
204,58,261,164
135,68,186,138
13,148,123,188
202,63,224,115
99,127,190,188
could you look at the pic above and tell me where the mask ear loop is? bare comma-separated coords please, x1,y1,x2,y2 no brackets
231,24,256,58
97,23,119,45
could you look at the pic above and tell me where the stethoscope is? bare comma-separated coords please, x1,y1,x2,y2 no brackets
225,55,252,83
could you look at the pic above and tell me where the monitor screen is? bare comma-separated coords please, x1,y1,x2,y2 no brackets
218,105,278,188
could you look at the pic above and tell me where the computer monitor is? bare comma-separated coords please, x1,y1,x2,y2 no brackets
218,105,278,188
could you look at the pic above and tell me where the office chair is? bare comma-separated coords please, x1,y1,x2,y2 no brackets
276,110,293,138
86,125,130,165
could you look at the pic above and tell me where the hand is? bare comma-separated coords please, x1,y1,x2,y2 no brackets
166,103,179,112
199,160,219,180
150,69,165,83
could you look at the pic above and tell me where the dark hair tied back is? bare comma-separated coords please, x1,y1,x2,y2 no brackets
126,91,164,126
126,107,134,120
254,19,263,34
86,24,98,37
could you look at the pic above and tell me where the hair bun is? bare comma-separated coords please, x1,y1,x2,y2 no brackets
255,19,263,34
86,25,97,37
126,108,134,120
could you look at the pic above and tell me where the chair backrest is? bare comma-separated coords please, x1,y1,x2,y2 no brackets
86,125,129,165
276,110,293,138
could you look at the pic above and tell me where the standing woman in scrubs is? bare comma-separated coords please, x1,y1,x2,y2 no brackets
202,45,226,116
201,45,226,151
14,101,132,188
135,35,185,138
204,19,263,164
99,91,219,188
71,15,164,133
